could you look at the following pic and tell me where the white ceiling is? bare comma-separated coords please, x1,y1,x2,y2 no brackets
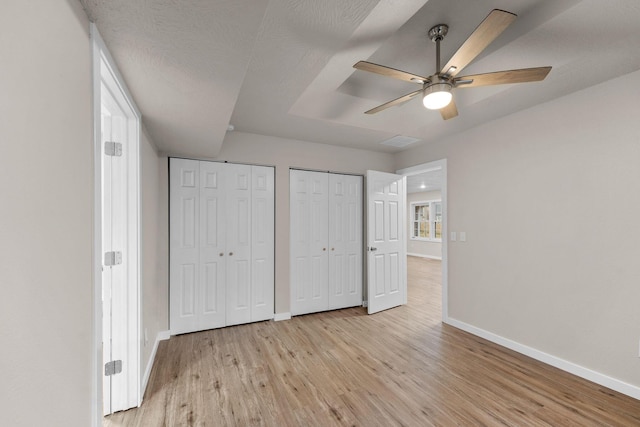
406,168,444,194
80,0,640,157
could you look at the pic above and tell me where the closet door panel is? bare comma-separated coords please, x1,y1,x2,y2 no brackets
344,175,363,306
199,161,226,330
251,166,275,322
169,158,200,334
329,174,363,310
226,164,252,326
290,170,329,315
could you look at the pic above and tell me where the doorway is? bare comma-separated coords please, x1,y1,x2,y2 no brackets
397,159,448,320
91,24,141,424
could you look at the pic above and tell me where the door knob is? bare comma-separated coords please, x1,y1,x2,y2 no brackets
331,248,335,251
322,248,326,251
229,252,234,256
219,252,224,257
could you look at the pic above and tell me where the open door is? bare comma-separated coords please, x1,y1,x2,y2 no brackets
93,24,140,418
366,170,407,314
101,81,139,415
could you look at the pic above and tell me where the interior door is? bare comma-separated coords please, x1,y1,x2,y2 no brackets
101,108,114,415
328,173,363,309
101,99,129,414
366,170,407,314
225,163,253,326
290,169,329,315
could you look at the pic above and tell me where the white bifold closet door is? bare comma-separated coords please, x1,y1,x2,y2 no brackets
290,170,329,315
198,160,226,330
170,158,274,335
290,169,362,316
224,163,252,327
328,173,363,310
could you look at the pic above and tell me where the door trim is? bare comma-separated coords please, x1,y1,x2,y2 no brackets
396,159,448,320
91,23,142,426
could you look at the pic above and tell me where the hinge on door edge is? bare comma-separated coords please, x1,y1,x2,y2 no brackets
105,141,123,157
104,360,122,376
104,251,122,266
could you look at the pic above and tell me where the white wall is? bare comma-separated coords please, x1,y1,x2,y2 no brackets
395,69,640,390
407,191,442,259
165,131,396,314
6,3,637,421
0,1,93,426
140,127,169,380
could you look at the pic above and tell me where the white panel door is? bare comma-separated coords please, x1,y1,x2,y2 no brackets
107,113,129,412
170,158,201,334
251,166,275,322
225,163,253,326
103,102,137,413
366,170,407,314
101,109,114,414
290,170,329,315
100,70,139,415
199,161,226,330
328,174,363,310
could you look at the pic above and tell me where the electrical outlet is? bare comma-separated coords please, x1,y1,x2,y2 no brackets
450,232,456,241
460,231,466,242
144,328,149,346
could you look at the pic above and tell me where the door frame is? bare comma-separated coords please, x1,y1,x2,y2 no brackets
396,159,448,320
91,24,142,426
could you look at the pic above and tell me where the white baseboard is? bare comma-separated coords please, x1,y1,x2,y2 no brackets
445,317,640,401
141,330,170,400
407,252,442,260
274,312,291,321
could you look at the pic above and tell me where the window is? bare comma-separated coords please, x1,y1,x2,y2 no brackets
411,200,442,241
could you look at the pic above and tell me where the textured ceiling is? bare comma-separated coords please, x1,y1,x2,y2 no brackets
80,0,640,156
81,0,270,157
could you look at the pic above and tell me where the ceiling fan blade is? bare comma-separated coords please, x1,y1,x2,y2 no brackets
354,61,429,84
441,9,516,77
455,67,551,88
365,89,422,114
440,99,458,120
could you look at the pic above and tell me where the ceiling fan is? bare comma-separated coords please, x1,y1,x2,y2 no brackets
353,9,551,120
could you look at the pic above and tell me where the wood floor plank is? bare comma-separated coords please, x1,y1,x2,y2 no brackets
104,257,640,426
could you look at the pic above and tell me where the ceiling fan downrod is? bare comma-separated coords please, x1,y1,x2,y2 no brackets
428,24,448,74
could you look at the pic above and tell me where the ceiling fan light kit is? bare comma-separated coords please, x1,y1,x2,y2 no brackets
423,80,452,109
353,9,552,120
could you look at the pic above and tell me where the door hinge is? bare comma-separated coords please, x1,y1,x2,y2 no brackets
104,251,122,266
104,360,122,376
105,141,123,157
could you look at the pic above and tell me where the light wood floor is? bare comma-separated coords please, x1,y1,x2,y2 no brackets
105,257,640,426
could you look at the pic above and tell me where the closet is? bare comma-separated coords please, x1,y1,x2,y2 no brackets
290,169,363,316
170,158,274,335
